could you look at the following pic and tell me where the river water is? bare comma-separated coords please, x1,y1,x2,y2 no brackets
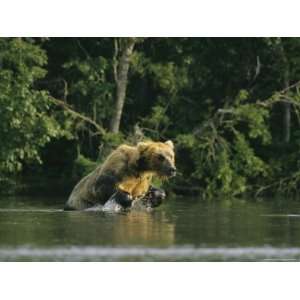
0,196,300,261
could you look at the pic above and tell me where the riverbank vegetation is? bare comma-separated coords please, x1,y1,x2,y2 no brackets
1,37,300,198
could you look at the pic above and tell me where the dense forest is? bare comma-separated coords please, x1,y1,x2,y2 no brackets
1,37,300,198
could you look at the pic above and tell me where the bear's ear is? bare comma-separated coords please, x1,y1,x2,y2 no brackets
165,140,174,149
137,141,149,153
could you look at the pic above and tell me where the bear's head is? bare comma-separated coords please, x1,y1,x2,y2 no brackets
137,140,176,177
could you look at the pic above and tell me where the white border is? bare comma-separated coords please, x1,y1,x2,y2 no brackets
1,0,300,36
1,262,300,300
1,1,300,299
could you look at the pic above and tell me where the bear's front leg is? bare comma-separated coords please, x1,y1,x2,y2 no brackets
102,190,133,212
109,190,133,208
114,190,133,208
141,186,166,208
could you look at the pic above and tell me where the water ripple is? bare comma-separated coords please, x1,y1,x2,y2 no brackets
0,246,300,261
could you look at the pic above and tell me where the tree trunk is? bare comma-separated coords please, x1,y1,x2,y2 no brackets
109,38,136,133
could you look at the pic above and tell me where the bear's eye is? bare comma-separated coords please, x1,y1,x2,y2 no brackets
158,154,165,161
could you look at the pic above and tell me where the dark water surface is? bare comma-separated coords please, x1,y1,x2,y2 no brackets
1,196,300,261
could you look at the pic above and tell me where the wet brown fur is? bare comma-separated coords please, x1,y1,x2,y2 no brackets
65,140,175,210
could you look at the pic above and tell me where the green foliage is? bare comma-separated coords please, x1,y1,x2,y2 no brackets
148,62,188,95
177,90,271,198
63,55,114,125
0,38,63,176
139,104,170,140
72,154,98,178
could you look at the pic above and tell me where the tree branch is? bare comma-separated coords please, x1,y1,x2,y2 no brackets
49,96,106,135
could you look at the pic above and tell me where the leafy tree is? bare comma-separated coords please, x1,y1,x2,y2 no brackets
0,38,63,177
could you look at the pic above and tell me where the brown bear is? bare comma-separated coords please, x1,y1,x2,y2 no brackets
64,140,176,210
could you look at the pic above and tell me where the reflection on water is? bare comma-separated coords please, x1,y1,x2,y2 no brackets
1,196,300,261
